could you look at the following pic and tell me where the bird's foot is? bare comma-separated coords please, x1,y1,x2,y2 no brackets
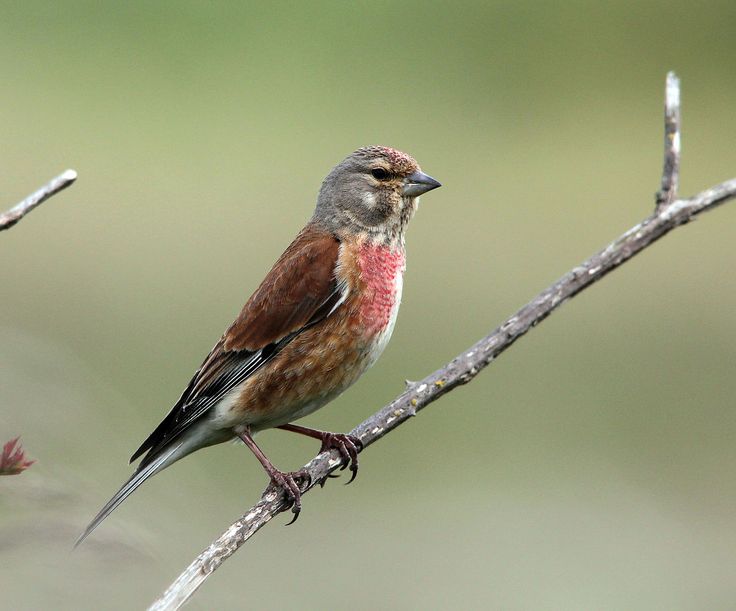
274,424,363,486
267,468,311,525
319,433,363,484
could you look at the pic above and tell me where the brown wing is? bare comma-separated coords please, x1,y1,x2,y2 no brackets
223,227,342,352
130,226,342,465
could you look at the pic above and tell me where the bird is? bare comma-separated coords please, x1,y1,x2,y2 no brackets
76,146,441,545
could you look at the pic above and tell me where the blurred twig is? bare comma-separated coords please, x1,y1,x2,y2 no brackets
150,73,736,611
2,171,77,479
0,169,77,232
656,71,681,209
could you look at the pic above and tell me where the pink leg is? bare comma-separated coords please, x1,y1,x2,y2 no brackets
237,429,310,524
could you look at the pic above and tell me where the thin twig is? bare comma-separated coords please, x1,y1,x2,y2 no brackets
655,71,681,209
0,169,77,231
151,74,736,610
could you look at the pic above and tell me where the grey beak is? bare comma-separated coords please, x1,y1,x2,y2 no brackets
403,171,442,197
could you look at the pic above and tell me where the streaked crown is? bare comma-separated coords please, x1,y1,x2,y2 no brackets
313,146,440,246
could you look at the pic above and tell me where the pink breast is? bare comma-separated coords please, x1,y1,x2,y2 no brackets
357,243,405,335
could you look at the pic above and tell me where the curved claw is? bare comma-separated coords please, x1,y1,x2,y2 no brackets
317,473,335,488
343,436,362,484
319,433,363,484
269,469,310,525
284,508,300,526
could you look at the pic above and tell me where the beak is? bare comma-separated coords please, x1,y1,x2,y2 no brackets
403,171,442,197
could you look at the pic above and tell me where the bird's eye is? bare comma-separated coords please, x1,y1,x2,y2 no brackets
371,168,390,180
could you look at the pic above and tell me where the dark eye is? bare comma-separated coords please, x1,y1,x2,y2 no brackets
371,168,390,180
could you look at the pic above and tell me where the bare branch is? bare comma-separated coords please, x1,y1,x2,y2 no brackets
150,74,736,610
0,169,77,232
655,71,681,209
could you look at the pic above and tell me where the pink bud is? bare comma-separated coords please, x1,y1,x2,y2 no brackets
0,437,35,475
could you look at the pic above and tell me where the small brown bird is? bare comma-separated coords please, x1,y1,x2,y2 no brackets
77,146,440,544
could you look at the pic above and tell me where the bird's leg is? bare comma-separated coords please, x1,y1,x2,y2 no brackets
276,423,363,484
237,429,310,525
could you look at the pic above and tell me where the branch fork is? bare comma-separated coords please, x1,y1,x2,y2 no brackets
150,72,736,610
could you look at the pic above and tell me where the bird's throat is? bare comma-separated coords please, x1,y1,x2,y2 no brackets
357,242,405,336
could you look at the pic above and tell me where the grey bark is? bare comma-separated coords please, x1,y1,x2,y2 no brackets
0,169,77,231
150,72,736,610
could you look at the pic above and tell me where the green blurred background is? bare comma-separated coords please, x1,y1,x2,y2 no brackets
2,1,736,609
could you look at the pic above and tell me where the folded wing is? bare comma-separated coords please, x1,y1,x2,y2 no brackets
130,226,343,466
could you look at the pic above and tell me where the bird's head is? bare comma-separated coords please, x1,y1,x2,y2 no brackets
314,146,441,247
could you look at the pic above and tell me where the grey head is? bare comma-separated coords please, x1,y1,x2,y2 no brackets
313,146,441,247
